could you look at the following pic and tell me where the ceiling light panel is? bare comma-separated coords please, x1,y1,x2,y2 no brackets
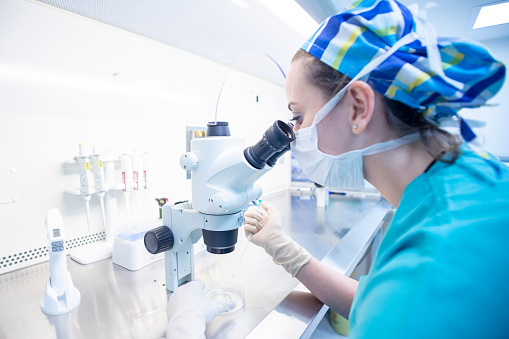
473,1,509,29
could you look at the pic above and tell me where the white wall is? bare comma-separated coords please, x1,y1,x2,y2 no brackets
460,37,509,158
0,0,291,273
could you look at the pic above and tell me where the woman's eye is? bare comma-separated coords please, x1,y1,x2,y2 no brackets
290,116,303,125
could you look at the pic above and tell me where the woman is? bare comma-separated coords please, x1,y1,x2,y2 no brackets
167,0,508,337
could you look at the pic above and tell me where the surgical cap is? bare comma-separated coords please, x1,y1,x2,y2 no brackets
301,0,506,142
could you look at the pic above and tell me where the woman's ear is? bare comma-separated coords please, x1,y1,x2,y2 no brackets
347,81,376,134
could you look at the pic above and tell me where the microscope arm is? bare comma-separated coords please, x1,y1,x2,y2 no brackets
147,202,244,292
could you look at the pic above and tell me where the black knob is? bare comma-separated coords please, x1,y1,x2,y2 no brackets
144,226,174,254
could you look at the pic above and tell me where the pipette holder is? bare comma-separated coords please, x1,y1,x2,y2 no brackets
40,271,81,315
65,152,119,265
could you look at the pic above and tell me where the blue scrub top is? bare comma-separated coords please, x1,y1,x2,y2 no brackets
349,144,509,338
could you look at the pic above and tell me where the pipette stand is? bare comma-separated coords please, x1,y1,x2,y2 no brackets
64,188,114,264
40,272,81,315
69,241,113,265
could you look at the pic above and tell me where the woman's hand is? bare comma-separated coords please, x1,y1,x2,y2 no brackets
243,201,312,277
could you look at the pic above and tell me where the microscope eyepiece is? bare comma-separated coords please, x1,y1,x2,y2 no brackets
267,144,291,167
206,121,231,137
244,120,295,169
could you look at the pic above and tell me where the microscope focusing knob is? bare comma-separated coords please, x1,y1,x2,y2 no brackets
144,226,174,254
180,152,199,171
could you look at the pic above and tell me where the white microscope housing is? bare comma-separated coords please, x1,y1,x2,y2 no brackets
144,120,294,292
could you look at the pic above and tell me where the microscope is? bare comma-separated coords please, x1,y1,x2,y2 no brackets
144,120,295,292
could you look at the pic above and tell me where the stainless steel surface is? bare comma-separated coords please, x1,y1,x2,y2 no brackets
0,190,389,338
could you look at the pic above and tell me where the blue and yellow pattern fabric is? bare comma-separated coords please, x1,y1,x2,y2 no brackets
301,0,505,147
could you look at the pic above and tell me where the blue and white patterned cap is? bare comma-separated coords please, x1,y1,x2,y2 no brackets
301,0,506,149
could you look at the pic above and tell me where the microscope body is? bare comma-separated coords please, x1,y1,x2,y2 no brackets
145,121,294,292
186,136,270,215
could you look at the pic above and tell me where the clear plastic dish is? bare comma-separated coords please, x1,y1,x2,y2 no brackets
205,281,245,315
130,306,167,339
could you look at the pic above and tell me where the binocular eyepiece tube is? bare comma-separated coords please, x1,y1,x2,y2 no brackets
244,120,295,170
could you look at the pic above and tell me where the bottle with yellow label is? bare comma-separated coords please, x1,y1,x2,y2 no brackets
330,309,349,336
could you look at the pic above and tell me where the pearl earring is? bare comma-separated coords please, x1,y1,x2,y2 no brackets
353,124,358,129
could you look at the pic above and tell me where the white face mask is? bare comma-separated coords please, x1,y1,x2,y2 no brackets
290,33,421,190
292,127,420,190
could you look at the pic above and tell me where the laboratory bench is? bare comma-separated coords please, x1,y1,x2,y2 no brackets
0,190,392,339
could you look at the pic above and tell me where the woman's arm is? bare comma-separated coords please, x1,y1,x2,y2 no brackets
296,257,358,319
244,201,358,319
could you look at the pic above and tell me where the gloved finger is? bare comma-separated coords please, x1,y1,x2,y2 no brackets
244,224,259,236
257,206,268,218
209,299,236,321
261,201,281,220
244,208,265,221
243,218,263,231
260,201,274,213
244,215,262,225
245,206,261,215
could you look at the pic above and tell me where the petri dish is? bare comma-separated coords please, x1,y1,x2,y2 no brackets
205,281,245,315
130,306,167,339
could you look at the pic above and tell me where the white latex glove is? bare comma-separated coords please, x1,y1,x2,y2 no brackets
166,280,236,339
243,201,312,277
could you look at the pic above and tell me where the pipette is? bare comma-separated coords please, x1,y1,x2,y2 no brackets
132,150,142,228
231,200,261,281
143,152,150,222
77,144,92,233
91,146,107,229
121,154,133,228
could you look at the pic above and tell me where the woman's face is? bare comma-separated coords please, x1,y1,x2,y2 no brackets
285,57,354,156
285,58,327,132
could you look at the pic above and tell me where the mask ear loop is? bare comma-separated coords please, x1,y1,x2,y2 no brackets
360,132,421,156
308,32,419,151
